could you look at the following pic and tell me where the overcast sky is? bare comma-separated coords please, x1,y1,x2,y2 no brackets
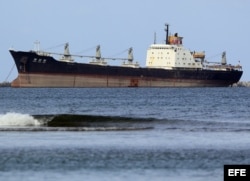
1,0,249,82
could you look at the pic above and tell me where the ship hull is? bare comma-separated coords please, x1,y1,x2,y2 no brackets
11,72,241,88
10,50,243,88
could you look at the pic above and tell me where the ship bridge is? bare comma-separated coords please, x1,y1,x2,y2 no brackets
146,24,203,70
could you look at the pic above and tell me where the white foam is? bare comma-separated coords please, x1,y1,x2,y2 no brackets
0,112,41,126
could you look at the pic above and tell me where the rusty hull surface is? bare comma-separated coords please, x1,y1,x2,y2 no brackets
11,73,233,88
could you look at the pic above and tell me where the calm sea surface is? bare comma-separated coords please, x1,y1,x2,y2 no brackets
0,87,250,181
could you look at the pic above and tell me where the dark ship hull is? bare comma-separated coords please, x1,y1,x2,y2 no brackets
9,50,243,88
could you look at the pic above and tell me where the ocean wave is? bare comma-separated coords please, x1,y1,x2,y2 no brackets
0,112,41,126
34,114,159,127
1,113,249,133
0,113,155,131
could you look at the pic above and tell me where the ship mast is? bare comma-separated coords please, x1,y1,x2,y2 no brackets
34,41,40,52
165,23,169,45
60,43,74,62
95,45,101,60
221,51,227,65
128,47,133,63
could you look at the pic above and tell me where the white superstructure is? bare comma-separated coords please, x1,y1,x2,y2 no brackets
146,24,242,72
146,32,203,70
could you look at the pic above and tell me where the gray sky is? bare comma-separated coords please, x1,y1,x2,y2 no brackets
1,0,249,82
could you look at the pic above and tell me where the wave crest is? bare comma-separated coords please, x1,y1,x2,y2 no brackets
0,112,40,126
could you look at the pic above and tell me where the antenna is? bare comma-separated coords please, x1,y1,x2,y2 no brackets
154,32,157,44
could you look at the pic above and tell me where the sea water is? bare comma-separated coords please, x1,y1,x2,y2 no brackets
0,87,250,181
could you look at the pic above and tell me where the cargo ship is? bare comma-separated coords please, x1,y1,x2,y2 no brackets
9,24,243,87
